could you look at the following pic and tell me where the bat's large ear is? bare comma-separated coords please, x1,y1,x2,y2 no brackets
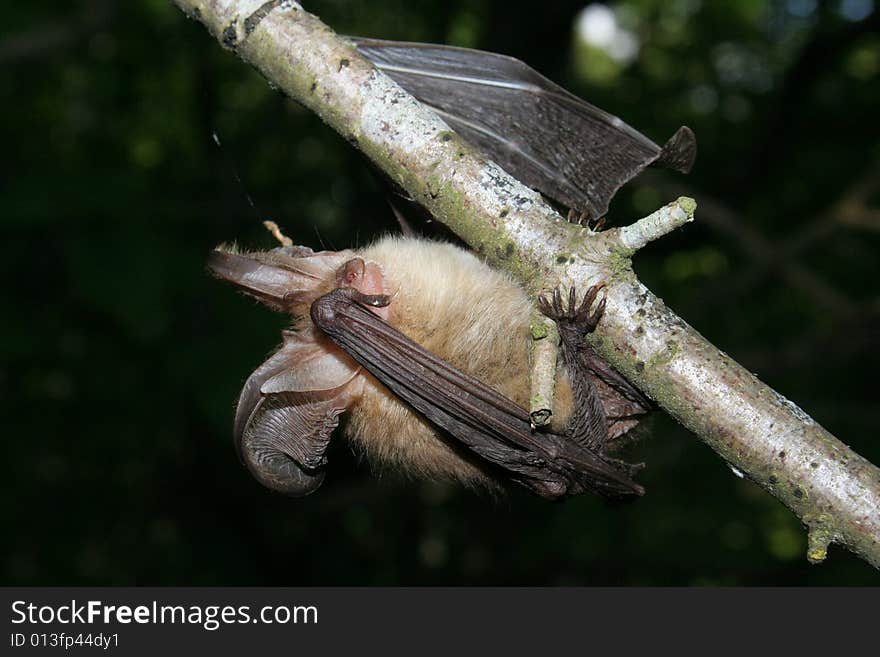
207,247,353,312
260,344,361,395
238,388,356,497
233,329,362,497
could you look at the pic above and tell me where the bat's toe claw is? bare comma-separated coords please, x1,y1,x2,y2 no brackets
537,293,552,316
576,284,606,331
565,208,591,226
553,287,564,315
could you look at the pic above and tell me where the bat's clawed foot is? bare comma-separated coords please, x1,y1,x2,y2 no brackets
566,208,589,225
565,208,606,231
538,284,607,335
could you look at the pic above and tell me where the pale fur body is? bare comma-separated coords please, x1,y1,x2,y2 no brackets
341,236,574,487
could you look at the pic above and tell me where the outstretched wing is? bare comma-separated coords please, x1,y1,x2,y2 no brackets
310,288,643,499
353,37,696,219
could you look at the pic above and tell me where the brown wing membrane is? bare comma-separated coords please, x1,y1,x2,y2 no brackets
352,37,696,219
311,288,643,499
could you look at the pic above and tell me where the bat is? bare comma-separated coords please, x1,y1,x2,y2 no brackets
352,37,697,220
209,235,652,500
208,38,680,500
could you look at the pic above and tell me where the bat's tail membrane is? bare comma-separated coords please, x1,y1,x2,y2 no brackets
656,126,697,174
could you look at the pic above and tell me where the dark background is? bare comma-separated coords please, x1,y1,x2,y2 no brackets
3,0,878,585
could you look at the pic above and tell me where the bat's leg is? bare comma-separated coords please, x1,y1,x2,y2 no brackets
539,286,608,452
539,284,653,417
580,345,653,416
539,285,646,478
577,340,654,452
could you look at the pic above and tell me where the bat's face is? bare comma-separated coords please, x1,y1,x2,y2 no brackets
333,256,391,321
207,245,391,496
207,245,387,313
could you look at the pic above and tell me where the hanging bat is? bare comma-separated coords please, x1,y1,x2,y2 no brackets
207,38,685,499
209,235,652,500
352,38,697,220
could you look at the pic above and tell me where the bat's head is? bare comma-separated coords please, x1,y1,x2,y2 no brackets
207,244,355,315
208,243,390,497
208,244,391,319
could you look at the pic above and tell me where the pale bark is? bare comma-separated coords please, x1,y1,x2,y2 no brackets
528,313,559,428
173,0,880,568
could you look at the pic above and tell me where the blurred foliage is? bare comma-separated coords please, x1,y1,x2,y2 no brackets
2,0,879,585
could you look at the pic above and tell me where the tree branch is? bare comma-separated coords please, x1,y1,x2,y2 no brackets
173,0,880,568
